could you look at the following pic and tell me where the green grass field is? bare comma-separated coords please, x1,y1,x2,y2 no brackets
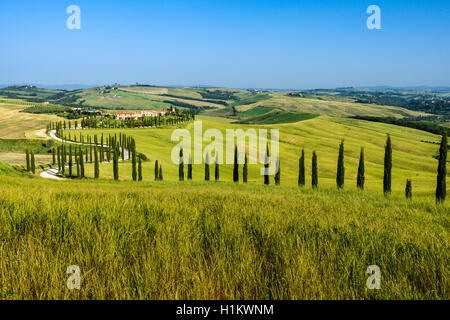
0,176,447,299
64,115,445,199
0,98,448,300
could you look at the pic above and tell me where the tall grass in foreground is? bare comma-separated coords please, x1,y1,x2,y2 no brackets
0,176,448,300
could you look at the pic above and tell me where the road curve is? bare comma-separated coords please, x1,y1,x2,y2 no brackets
40,129,130,180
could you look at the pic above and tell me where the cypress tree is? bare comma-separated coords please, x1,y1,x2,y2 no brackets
233,145,239,182
76,155,80,178
138,155,142,181
298,149,305,186
122,138,125,160
205,152,210,181
100,134,104,162
436,132,447,202
262,143,269,185
155,160,159,180
132,139,137,181
312,151,318,188
113,147,119,180
57,146,61,171
94,146,99,179
215,154,219,181
187,154,193,180
243,152,248,183
383,135,392,195
26,149,30,172
405,179,412,199
274,156,280,185
179,147,184,181
357,147,365,190
31,151,35,174
52,148,56,165
159,166,163,181
79,147,85,178
336,140,345,189
61,146,65,175
68,145,73,177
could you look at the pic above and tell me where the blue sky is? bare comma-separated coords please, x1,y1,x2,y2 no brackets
1,0,449,89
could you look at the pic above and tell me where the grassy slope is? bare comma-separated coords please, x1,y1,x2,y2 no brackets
0,101,64,139
0,176,447,299
0,162,30,177
0,96,448,300
239,92,427,118
64,115,444,199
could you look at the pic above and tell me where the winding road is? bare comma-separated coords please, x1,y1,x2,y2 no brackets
40,129,130,180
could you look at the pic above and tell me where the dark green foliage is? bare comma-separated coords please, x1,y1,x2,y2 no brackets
383,135,392,195
205,153,210,181
298,149,305,186
155,160,159,181
57,147,60,171
159,166,163,181
357,147,365,190
132,139,137,181
138,156,143,181
25,149,30,172
274,156,280,185
312,151,318,188
30,151,35,174
188,155,193,180
76,156,80,178
94,146,99,179
215,155,219,181
336,140,345,189
68,146,73,177
79,147,85,178
436,132,447,202
61,146,65,175
350,116,446,135
243,152,248,183
179,148,184,181
233,146,239,182
52,148,56,165
264,144,269,185
113,147,119,181
405,179,412,199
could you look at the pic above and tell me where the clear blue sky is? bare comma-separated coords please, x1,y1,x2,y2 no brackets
1,0,449,89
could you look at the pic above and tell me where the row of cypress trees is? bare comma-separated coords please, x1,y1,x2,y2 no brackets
177,147,251,182
296,132,447,202
47,125,447,202
25,149,36,174
49,112,195,133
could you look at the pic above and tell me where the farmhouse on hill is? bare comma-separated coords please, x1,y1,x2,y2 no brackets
115,107,174,120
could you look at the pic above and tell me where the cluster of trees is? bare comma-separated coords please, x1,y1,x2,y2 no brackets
44,131,146,181
48,112,195,133
355,95,450,117
351,116,447,135
53,144,92,178
154,160,163,181
198,89,239,101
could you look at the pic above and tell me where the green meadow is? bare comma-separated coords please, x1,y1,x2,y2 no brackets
0,176,448,299
64,115,444,199
0,97,448,300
